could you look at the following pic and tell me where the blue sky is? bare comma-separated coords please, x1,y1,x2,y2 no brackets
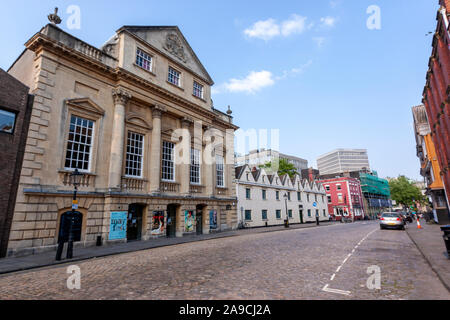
0,0,438,179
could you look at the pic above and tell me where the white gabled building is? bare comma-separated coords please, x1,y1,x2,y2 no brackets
235,165,328,228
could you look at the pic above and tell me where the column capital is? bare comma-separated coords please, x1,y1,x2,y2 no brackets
181,117,194,127
112,88,132,105
152,104,167,119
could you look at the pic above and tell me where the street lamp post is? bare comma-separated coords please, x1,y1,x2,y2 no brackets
67,169,83,259
284,193,289,228
56,169,82,261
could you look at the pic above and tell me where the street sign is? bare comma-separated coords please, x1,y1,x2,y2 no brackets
72,204,78,210
72,199,78,205
313,202,317,207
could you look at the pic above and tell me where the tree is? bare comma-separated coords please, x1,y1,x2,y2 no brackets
261,158,298,178
389,176,426,209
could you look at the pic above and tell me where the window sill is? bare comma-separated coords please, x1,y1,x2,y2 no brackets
166,80,184,91
192,94,206,103
59,169,96,176
133,63,156,77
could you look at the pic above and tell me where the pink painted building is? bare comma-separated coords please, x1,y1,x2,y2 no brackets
319,177,365,221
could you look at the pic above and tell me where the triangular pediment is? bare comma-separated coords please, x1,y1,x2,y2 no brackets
119,26,214,85
66,98,105,116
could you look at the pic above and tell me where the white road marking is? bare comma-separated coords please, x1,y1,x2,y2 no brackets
323,227,378,296
322,284,351,296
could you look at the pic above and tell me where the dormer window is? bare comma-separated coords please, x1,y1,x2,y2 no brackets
136,48,152,72
193,81,204,99
168,66,181,86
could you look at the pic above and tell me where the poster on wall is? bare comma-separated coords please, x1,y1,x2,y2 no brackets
151,211,165,235
209,210,217,229
184,210,195,232
109,211,127,240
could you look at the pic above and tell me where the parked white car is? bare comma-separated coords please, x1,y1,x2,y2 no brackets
380,212,405,230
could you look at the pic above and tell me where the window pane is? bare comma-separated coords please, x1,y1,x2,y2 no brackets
190,148,201,184
0,109,16,134
162,141,175,181
125,131,144,178
216,155,224,187
136,49,152,72
65,115,94,172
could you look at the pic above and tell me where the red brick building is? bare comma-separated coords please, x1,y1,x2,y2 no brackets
422,0,450,208
319,177,365,221
0,69,33,257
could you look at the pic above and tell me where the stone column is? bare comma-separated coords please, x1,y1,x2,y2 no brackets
149,105,166,193
179,117,193,195
109,88,131,190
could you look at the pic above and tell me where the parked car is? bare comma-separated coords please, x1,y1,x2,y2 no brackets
380,212,405,230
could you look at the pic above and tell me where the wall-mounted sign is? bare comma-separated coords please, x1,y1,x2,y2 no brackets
185,210,195,232
109,211,127,240
313,202,317,207
209,210,217,229
152,211,165,235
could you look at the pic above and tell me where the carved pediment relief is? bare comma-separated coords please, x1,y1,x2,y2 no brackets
126,113,152,130
66,98,105,116
164,33,187,63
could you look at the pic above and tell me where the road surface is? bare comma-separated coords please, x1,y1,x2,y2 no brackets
0,221,448,300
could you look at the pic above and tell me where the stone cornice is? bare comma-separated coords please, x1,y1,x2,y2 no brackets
22,188,237,202
24,28,238,131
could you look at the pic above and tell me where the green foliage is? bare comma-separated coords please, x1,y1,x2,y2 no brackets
389,176,426,208
261,158,299,178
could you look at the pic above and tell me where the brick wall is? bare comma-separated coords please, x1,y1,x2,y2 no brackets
0,69,33,257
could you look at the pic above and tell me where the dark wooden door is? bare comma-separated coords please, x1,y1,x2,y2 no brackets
127,204,142,241
166,206,177,238
196,210,203,235
58,211,83,243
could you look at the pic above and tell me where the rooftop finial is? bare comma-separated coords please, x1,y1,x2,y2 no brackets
48,7,62,25
226,105,232,115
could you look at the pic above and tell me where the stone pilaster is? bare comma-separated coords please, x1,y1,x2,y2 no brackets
203,126,215,196
179,117,193,195
108,88,131,190
149,105,166,193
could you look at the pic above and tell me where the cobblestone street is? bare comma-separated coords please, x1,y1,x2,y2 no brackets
0,221,448,300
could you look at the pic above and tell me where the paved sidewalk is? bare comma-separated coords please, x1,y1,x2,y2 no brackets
0,221,338,275
406,221,450,291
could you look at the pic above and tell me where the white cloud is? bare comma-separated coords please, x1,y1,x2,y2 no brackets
320,16,337,27
244,14,310,40
313,37,326,47
244,19,280,41
213,62,312,95
224,70,275,94
281,14,308,36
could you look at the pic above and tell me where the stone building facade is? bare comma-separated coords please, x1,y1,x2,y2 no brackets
6,23,238,257
235,165,329,228
0,69,34,258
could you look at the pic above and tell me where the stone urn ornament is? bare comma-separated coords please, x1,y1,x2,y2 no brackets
48,7,62,25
